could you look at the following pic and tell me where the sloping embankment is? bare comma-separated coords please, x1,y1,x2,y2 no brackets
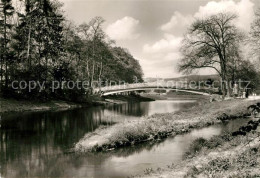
139,124,260,178
75,99,258,152
0,97,91,113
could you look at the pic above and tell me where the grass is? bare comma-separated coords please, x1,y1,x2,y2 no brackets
0,94,154,114
74,99,257,152
183,125,260,177
141,91,209,100
0,97,93,113
171,133,260,178
138,120,260,178
183,135,231,160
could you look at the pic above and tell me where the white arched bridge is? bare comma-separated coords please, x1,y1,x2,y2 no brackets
93,81,216,96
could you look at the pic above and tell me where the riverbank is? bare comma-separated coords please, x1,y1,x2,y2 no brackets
74,99,257,152
0,97,96,114
0,94,154,114
141,91,209,101
139,121,260,178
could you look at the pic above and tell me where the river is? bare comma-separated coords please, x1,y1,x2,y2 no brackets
0,98,250,177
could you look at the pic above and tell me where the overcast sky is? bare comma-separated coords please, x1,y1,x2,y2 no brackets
59,0,260,78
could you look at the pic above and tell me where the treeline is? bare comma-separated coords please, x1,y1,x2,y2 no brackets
0,0,143,101
179,12,260,97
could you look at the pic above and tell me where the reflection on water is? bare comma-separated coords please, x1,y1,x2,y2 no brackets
104,100,196,120
0,99,248,177
86,118,250,177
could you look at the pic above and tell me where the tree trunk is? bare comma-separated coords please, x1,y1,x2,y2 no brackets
27,18,32,69
0,57,3,91
86,60,90,79
4,13,8,88
0,55,2,91
98,62,102,92
90,61,95,89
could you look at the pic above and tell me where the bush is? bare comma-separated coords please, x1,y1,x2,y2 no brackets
184,138,207,158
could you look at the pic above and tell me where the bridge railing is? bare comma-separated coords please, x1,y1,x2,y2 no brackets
93,81,219,95
93,81,188,92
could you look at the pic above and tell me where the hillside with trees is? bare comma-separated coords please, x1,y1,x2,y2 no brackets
0,0,143,102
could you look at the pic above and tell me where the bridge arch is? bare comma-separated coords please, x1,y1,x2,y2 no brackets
101,87,210,96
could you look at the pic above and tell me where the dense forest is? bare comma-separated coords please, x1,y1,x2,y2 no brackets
0,0,143,101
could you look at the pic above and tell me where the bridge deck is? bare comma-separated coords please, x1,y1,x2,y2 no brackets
93,82,216,96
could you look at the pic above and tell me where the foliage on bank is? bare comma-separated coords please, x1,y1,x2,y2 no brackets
140,121,260,178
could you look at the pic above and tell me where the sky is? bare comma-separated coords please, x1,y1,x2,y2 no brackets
59,0,260,78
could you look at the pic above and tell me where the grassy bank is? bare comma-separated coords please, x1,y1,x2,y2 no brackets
139,122,260,178
141,92,208,101
0,94,154,114
0,97,97,114
74,99,257,152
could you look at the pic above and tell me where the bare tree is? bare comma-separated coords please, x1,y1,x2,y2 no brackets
179,13,243,97
77,23,90,41
250,8,260,62
88,16,105,88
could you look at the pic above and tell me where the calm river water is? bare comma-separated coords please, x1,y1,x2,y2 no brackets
0,99,249,177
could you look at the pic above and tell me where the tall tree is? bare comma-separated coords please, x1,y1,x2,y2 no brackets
12,0,64,99
0,0,14,89
179,13,243,97
88,16,105,88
